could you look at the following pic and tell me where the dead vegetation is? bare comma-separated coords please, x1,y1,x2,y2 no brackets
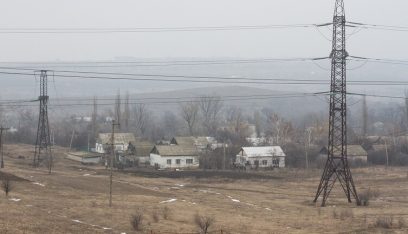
131,210,144,231
1,178,12,197
0,144,407,233
358,187,380,206
194,213,215,234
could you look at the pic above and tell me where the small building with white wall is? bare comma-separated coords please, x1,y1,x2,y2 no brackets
236,146,286,169
95,133,136,154
150,145,199,169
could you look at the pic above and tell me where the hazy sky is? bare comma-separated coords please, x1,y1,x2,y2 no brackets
1,0,408,61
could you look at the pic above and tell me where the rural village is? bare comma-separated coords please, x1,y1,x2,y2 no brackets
1,0,408,233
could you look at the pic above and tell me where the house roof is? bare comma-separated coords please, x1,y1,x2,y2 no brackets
371,144,387,152
172,137,196,146
320,145,368,157
97,133,136,145
171,136,216,147
129,140,154,157
347,145,368,157
152,145,199,157
240,146,286,157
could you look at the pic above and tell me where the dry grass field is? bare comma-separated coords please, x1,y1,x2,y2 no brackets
0,144,407,234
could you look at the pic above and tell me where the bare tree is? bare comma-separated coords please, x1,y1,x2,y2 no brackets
180,101,199,136
254,111,262,138
194,213,215,234
115,90,121,130
362,95,368,136
199,96,223,135
124,91,130,132
2,178,12,197
162,111,179,138
132,104,150,136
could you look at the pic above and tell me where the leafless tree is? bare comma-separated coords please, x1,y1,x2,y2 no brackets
194,213,215,234
162,111,180,138
123,91,130,132
254,111,262,138
115,91,121,130
362,95,368,136
2,178,12,197
180,101,199,136
132,104,150,136
199,96,223,135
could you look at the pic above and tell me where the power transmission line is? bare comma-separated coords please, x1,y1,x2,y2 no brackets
0,23,329,34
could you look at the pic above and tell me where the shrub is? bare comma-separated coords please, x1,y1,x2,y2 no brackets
358,188,380,206
130,211,144,231
194,213,215,234
152,210,160,223
332,209,353,220
374,216,393,229
162,206,172,220
1,178,12,197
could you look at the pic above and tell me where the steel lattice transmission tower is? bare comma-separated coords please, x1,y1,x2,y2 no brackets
33,70,53,173
313,0,359,207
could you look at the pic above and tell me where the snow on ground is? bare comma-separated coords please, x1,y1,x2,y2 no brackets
32,182,45,187
159,198,177,204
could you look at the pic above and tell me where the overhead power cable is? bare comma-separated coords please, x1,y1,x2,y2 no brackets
347,21,408,32
2,69,408,86
0,23,330,34
0,57,329,68
0,92,330,107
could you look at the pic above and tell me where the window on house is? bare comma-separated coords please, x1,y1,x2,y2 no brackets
167,159,172,165
186,159,193,164
272,158,279,167
262,160,268,165
176,159,181,165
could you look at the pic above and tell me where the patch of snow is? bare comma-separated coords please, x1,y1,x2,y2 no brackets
265,208,272,211
83,174,91,176
9,198,21,202
32,182,45,187
102,227,112,230
72,219,83,223
231,199,240,203
160,198,177,204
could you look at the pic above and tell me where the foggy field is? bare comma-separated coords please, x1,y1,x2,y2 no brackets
0,144,407,234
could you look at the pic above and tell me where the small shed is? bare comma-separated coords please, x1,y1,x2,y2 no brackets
150,145,199,169
236,146,286,169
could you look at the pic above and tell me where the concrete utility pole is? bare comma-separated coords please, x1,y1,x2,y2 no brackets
0,126,10,169
109,120,120,207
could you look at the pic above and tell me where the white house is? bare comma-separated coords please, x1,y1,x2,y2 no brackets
236,146,286,169
150,145,199,169
95,133,136,154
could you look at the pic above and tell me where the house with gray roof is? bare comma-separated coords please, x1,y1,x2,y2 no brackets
150,145,200,169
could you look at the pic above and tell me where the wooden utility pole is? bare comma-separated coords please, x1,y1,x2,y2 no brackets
305,128,312,169
109,120,120,207
384,139,389,169
223,143,226,170
0,127,10,169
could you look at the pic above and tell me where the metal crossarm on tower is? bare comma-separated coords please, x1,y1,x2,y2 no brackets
33,70,53,174
313,0,359,207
